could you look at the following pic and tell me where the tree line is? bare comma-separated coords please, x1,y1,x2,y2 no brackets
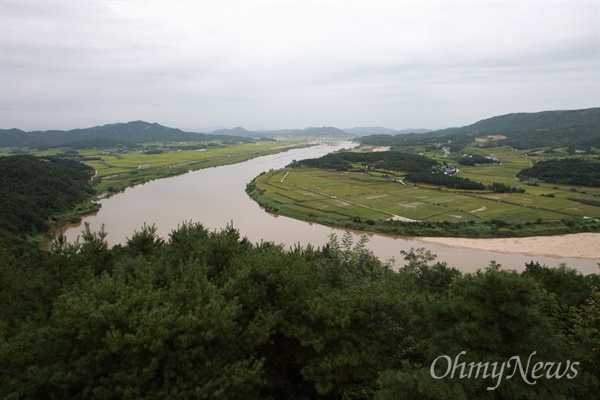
287,151,437,172
404,172,486,190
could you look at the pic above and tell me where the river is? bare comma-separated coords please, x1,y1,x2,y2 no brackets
61,141,599,274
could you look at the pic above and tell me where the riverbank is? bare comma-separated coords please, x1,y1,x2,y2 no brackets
46,141,312,243
90,142,311,196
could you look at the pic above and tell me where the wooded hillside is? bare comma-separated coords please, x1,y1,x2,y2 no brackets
356,108,599,152
0,121,254,149
517,158,600,187
0,155,95,237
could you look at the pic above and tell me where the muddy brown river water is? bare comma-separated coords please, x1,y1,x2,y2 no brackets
61,142,599,274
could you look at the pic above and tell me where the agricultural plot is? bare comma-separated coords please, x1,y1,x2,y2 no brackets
250,144,600,238
84,142,295,178
0,141,309,196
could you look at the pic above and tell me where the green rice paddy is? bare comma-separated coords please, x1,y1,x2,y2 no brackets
248,146,600,237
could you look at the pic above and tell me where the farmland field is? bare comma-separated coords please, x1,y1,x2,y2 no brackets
248,146,600,237
3,141,307,195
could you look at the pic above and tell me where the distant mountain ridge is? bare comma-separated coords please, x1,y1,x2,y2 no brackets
212,126,356,138
356,108,600,150
3,108,597,150
288,126,353,137
342,127,431,135
0,121,254,149
209,126,255,137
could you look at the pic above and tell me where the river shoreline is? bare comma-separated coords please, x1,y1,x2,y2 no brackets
418,232,599,260
59,141,599,274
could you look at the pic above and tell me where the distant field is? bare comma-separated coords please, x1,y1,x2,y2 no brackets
248,146,600,237
2,141,307,195
83,142,298,177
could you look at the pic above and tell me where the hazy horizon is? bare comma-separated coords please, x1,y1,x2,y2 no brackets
2,1,598,132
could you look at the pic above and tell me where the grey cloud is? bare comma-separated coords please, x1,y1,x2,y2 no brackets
1,1,597,131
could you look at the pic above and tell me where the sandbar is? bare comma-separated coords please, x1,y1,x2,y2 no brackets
418,233,600,260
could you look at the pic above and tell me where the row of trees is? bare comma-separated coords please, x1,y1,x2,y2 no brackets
404,172,487,190
457,155,499,166
1,222,599,399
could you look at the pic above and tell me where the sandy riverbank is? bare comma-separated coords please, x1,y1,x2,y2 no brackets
418,233,600,261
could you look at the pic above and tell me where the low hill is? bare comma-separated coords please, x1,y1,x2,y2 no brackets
343,127,430,135
516,158,600,187
210,126,255,137
356,108,599,151
0,121,254,149
288,126,354,137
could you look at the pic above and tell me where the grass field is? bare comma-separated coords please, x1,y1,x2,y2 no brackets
248,145,600,237
87,142,297,177
2,141,307,195
91,141,310,194
2,140,309,237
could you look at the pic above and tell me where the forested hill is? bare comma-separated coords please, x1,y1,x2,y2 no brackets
517,158,600,187
209,126,256,137
0,155,95,237
356,108,599,150
288,150,436,172
0,121,254,149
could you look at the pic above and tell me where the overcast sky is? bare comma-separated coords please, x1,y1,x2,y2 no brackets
1,1,598,132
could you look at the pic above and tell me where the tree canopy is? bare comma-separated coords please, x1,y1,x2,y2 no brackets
0,155,96,237
517,158,600,187
1,223,598,399
287,151,437,172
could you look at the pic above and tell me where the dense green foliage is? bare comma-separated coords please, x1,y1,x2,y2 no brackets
373,218,599,238
287,151,437,172
517,158,600,187
1,225,598,399
458,155,499,166
488,182,525,194
405,172,486,190
0,155,95,237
